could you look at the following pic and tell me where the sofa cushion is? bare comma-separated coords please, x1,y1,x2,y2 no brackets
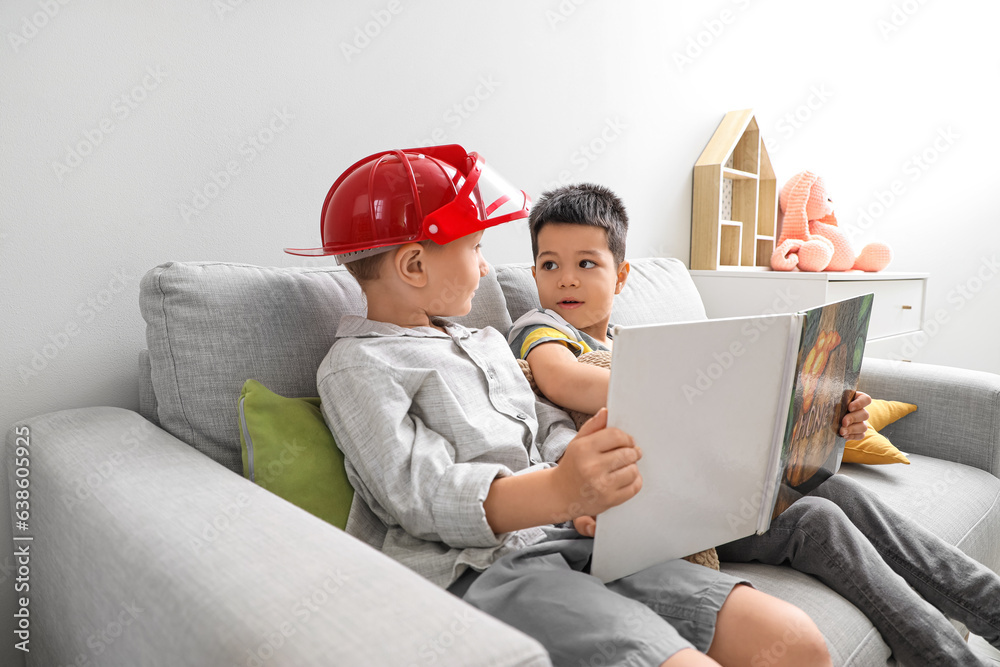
140,261,512,472
495,257,708,329
844,424,911,466
843,400,916,466
138,349,158,426
720,562,893,665
238,379,353,529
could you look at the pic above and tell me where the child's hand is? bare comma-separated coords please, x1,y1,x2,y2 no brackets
841,391,872,438
554,408,642,520
573,515,597,537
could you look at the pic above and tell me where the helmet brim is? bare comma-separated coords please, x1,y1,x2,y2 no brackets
283,246,338,257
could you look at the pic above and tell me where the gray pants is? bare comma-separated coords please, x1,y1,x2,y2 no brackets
717,474,1000,667
451,525,750,666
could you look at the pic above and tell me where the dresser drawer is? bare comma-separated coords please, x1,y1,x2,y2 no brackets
826,279,924,339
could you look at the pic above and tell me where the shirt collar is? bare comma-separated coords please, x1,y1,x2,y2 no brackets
336,314,472,340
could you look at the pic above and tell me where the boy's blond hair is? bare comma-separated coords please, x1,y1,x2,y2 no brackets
343,240,439,286
343,253,387,285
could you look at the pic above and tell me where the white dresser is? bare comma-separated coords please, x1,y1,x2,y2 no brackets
689,269,928,361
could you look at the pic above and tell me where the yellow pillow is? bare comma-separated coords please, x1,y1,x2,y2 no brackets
843,399,917,465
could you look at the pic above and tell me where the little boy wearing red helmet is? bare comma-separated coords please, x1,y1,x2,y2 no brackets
286,146,832,667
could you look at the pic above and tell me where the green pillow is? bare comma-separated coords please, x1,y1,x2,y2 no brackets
237,379,354,529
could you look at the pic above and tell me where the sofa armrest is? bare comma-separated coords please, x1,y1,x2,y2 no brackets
858,358,1000,478
5,407,550,667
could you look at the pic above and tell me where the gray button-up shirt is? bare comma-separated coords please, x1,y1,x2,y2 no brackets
317,315,577,588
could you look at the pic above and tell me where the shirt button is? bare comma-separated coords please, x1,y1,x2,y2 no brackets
516,413,527,420
487,370,496,379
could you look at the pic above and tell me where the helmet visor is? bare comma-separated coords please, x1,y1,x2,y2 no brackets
423,153,530,244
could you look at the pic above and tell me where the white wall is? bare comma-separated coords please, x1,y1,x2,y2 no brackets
2,1,999,664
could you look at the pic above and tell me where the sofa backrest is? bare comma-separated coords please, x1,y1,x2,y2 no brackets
496,258,707,326
139,258,706,473
139,261,514,473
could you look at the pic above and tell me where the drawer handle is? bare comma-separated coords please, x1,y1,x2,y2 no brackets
901,305,912,310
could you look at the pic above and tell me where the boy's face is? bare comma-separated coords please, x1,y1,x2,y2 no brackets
424,230,489,317
532,222,627,339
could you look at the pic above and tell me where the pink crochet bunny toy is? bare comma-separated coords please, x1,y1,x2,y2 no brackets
771,171,892,272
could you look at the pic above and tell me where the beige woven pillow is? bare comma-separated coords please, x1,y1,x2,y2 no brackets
518,350,720,570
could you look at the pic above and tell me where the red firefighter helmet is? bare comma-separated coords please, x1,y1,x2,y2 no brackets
284,144,530,263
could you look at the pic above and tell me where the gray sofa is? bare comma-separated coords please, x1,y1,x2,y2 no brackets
6,258,999,666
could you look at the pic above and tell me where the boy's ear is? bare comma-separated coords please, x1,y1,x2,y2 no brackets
531,264,536,279
394,243,429,288
614,261,630,294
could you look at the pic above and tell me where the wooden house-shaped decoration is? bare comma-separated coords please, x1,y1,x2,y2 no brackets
691,109,778,270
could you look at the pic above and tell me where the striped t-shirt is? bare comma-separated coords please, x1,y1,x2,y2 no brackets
507,308,612,360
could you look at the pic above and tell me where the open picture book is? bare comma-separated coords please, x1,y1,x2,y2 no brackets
590,294,874,583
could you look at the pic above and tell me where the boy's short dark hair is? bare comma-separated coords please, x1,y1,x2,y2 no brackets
528,183,628,265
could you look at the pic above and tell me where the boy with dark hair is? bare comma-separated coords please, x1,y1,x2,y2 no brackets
527,182,629,265
509,183,631,414
511,182,1000,667
291,147,832,667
